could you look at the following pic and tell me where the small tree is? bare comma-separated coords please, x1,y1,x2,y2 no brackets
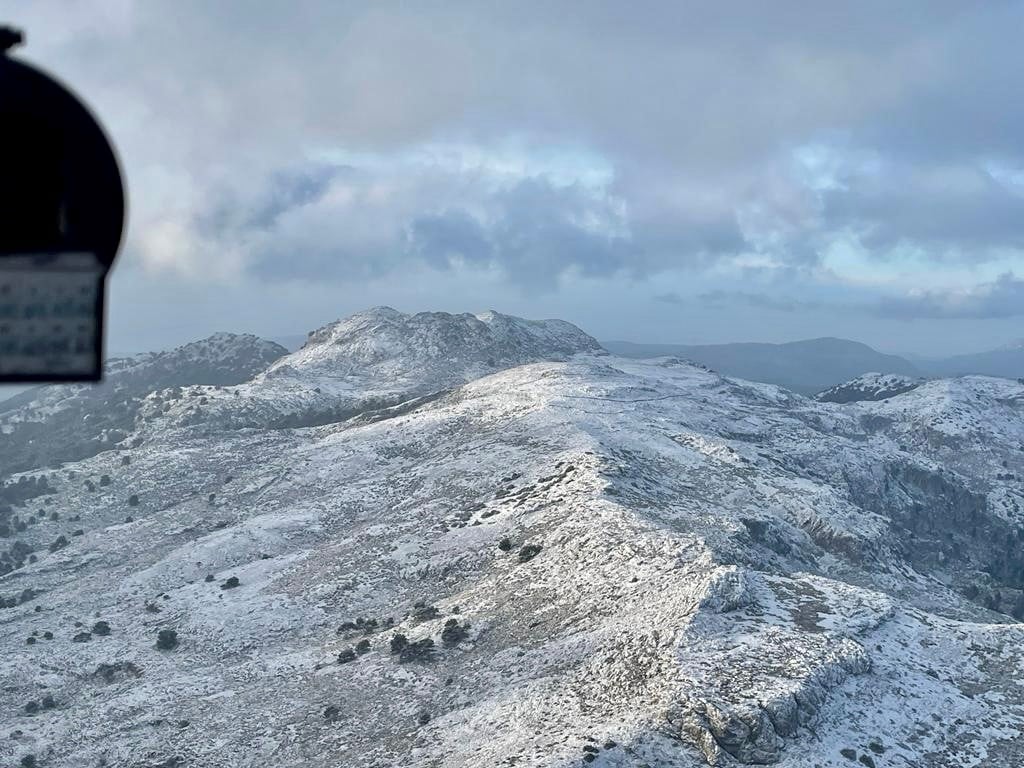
390,633,409,654
441,619,470,647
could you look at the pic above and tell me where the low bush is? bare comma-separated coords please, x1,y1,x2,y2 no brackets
156,629,178,651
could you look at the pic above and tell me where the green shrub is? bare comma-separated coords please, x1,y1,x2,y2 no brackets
390,633,409,654
156,629,178,651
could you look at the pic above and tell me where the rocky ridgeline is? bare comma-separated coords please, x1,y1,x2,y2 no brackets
816,373,923,404
1,311,1024,767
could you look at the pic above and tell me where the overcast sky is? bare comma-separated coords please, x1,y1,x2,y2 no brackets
14,1,1024,356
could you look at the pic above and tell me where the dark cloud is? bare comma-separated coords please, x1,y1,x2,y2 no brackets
818,161,1024,257
876,273,1024,319
17,1,1024,327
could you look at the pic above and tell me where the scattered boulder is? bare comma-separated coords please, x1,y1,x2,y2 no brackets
518,543,542,563
92,620,112,636
95,661,144,683
220,576,240,590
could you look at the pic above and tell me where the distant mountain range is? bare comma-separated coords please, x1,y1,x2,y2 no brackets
4,331,1020,407
922,339,1024,379
602,337,921,394
603,337,1024,394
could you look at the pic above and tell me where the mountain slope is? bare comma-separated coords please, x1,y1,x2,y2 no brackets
603,338,921,394
142,307,604,431
0,334,287,478
1,321,1023,767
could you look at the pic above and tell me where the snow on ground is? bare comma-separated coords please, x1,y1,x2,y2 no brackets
2,311,1024,767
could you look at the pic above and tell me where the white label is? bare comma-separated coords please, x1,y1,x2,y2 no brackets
0,252,103,377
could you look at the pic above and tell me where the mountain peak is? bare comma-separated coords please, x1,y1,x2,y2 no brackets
276,308,602,381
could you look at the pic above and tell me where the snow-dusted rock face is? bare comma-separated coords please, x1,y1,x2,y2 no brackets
0,334,287,477
138,307,605,432
2,316,1024,768
277,306,603,379
816,373,924,403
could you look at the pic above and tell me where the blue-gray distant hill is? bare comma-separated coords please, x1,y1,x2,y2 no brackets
922,341,1024,380
602,337,921,394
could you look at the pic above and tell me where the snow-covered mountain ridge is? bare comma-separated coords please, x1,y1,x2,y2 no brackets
0,333,287,477
136,307,604,432
1,310,1024,767
816,373,924,403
